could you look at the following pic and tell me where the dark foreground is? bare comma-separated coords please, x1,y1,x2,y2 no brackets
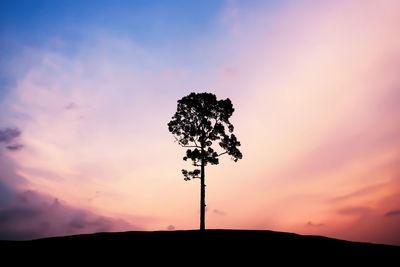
1,229,398,263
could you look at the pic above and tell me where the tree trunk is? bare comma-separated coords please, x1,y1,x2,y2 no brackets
200,147,206,231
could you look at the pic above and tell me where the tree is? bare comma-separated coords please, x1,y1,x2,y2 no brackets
168,92,243,231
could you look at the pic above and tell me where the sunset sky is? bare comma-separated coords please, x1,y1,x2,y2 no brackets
1,0,400,245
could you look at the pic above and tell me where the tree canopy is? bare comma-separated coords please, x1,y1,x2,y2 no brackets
168,92,242,181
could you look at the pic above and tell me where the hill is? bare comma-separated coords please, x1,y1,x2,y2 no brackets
1,229,398,263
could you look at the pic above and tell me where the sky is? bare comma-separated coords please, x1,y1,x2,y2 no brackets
1,0,400,245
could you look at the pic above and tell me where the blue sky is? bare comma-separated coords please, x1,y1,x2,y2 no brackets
0,0,284,101
0,0,226,99
0,0,223,45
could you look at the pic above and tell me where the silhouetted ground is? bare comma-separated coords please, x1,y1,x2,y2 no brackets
1,229,398,263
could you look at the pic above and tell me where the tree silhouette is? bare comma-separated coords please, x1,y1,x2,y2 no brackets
168,92,242,231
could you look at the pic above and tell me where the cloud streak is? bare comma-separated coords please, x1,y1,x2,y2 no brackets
385,210,400,217
5,144,24,151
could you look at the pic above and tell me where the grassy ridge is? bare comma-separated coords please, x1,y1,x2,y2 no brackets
1,229,398,263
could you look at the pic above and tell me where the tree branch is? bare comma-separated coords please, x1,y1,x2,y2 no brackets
216,151,228,157
205,118,219,137
174,136,201,148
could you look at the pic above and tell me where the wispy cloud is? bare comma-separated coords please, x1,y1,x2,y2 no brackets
337,207,372,216
64,102,77,110
5,144,24,151
330,183,387,203
0,127,23,152
213,209,226,216
0,128,21,144
385,210,400,217
307,221,324,227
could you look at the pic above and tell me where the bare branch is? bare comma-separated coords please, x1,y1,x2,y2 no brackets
174,136,201,148
216,151,228,157
205,117,219,138
173,135,182,144
193,139,199,148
